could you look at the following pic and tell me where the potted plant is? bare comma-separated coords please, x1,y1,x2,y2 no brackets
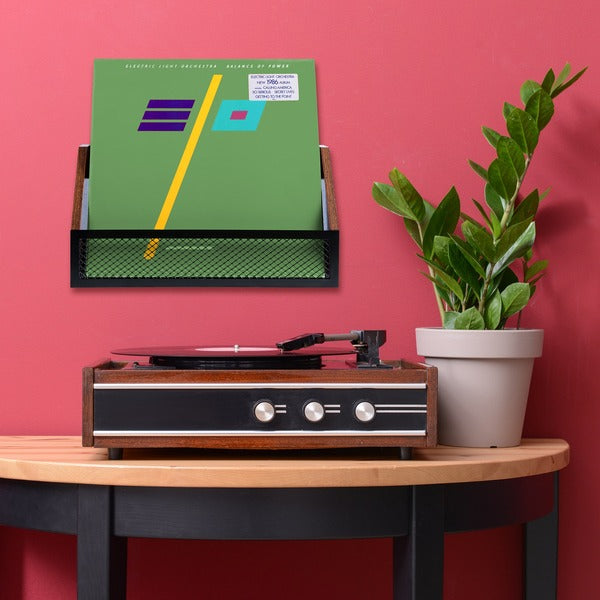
372,64,585,447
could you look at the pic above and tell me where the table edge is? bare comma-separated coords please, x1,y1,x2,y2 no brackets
0,436,569,488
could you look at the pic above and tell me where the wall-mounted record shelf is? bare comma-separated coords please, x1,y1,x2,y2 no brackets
70,145,338,287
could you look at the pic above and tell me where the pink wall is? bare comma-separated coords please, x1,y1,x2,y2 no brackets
1,1,598,598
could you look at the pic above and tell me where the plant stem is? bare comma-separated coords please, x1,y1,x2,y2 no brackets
431,271,446,322
499,156,531,233
478,265,494,314
516,258,527,329
417,221,446,323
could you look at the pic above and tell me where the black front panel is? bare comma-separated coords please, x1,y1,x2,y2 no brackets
93,386,428,433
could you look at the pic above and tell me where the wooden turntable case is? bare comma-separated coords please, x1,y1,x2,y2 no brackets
83,360,437,452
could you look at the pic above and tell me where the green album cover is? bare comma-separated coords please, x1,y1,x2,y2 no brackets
88,59,322,232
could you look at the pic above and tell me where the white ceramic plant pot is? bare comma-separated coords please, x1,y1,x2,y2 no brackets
415,328,543,448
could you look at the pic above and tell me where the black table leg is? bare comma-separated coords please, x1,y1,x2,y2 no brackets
393,485,445,600
77,485,127,600
524,472,559,600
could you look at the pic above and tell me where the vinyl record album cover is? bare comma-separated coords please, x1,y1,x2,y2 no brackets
88,59,322,232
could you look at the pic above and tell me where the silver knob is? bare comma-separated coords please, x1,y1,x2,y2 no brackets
254,401,275,423
355,401,375,422
304,401,325,423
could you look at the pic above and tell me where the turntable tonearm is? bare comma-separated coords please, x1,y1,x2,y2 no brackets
82,330,437,458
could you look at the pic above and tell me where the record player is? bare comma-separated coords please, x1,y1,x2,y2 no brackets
82,329,437,458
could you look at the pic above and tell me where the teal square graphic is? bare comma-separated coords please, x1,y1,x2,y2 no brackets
212,100,266,131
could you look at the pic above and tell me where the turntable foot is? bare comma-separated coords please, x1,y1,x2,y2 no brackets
108,448,123,460
399,447,413,461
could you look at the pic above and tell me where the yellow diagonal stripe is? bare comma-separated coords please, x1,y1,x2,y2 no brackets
145,74,223,260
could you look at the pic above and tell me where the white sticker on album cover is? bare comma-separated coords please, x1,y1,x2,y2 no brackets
249,74,299,101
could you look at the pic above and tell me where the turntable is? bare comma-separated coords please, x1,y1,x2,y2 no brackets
82,330,437,458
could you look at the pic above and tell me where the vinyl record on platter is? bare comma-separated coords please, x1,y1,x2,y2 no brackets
112,345,354,370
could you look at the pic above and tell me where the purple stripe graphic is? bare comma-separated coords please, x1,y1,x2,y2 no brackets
147,99,195,109
137,122,187,131
143,110,191,120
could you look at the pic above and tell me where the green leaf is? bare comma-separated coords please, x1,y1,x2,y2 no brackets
520,80,542,105
484,290,502,329
443,311,460,329
482,126,502,148
450,235,487,278
541,69,555,94
468,159,489,181
488,207,502,239
525,89,555,130
421,271,456,309
529,283,537,298
489,266,518,295
462,221,496,263
501,282,531,318
525,259,548,281
430,267,465,303
436,280,458,309
449,241,481,295
488,267,518,299
421,271,445,298
503,102,517,120
550,66,587,98
491,222,536,277
460,211,480,227
372,182,425,224
506,108,539,155
471,198,493,231
496,137,526,178
511,189,539,226
420,258,465,302
372,183,418,220
488,158,518,201
403,220,424,250
553,63,571,89
389,169,426,222
403,218,422,247
454,307,485,330
485,183,505,218
403,200,435,246
421,266,465,304
422,187,461,259
470,198,501,240
433,235,451,267
495,220,531,261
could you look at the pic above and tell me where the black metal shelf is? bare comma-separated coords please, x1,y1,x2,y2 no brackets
70,146,339,288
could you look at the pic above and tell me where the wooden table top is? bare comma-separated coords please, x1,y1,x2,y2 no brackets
0,436,569,488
